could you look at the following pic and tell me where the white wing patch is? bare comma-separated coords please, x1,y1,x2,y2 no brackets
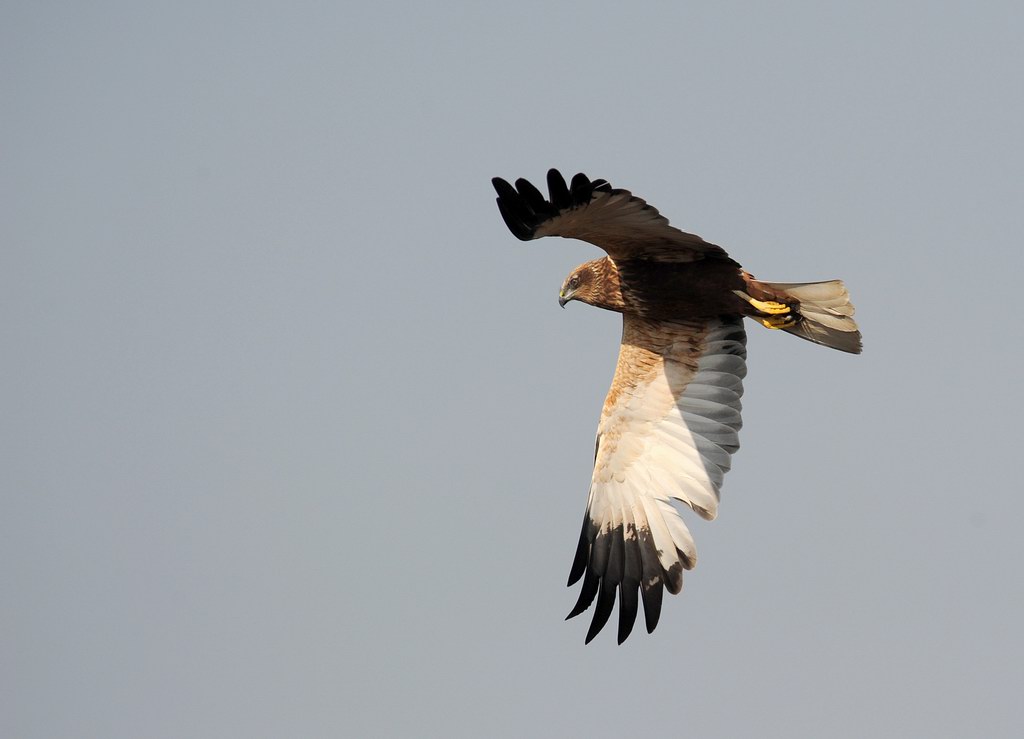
567,319,747,643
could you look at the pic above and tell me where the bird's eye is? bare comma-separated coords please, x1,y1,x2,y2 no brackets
569,276,580,288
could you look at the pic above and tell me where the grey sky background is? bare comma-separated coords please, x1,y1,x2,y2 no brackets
4,1,1023,737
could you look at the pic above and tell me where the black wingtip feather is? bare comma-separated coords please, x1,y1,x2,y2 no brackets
637,529,665,634
513,177,548,212
617,581,639,645
569,172,593,206
566,569,599,620
492,177,536,240
491,174,553,240
605,527,624,585
641,580,664,634
585,583,616,644
491,176,517,202
665,560,684,595
567,520,590,586
546,168,571,209
589,528,611,578
492,170,608,242
495,198,532,241
617,526,642,644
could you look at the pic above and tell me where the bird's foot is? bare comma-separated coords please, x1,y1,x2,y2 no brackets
747,297,791,315
735,291,797,328
759,314,798,330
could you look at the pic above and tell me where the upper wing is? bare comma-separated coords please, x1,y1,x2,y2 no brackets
492,169,728,261
567,315,747,644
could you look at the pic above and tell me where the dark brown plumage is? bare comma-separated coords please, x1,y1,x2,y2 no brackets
493,169,861,643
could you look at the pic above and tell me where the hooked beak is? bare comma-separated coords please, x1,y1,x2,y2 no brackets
558,292,569,308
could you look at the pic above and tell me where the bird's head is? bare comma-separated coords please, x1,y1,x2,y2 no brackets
558,257,625,311
559,261,600,308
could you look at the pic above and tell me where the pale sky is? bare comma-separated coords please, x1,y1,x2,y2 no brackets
3,1,1023,737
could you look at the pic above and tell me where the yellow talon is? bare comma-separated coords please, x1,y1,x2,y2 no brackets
748,297,791,315
759,315,797,330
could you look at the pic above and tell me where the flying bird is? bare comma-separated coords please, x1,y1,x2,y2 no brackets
492,169,860,644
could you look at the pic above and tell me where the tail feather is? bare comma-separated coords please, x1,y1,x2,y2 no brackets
757,279,862,354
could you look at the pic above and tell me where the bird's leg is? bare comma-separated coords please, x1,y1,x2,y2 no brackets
734,290,797,330
746,297,791,315
758,314,798,330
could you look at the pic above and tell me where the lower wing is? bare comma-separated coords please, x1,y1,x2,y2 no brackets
567,316,747,644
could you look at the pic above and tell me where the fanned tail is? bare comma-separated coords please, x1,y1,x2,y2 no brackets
754,279,862,354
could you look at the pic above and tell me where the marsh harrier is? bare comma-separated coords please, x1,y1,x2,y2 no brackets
492,169,860,644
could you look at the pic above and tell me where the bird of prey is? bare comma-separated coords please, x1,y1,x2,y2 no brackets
492,169,860,644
